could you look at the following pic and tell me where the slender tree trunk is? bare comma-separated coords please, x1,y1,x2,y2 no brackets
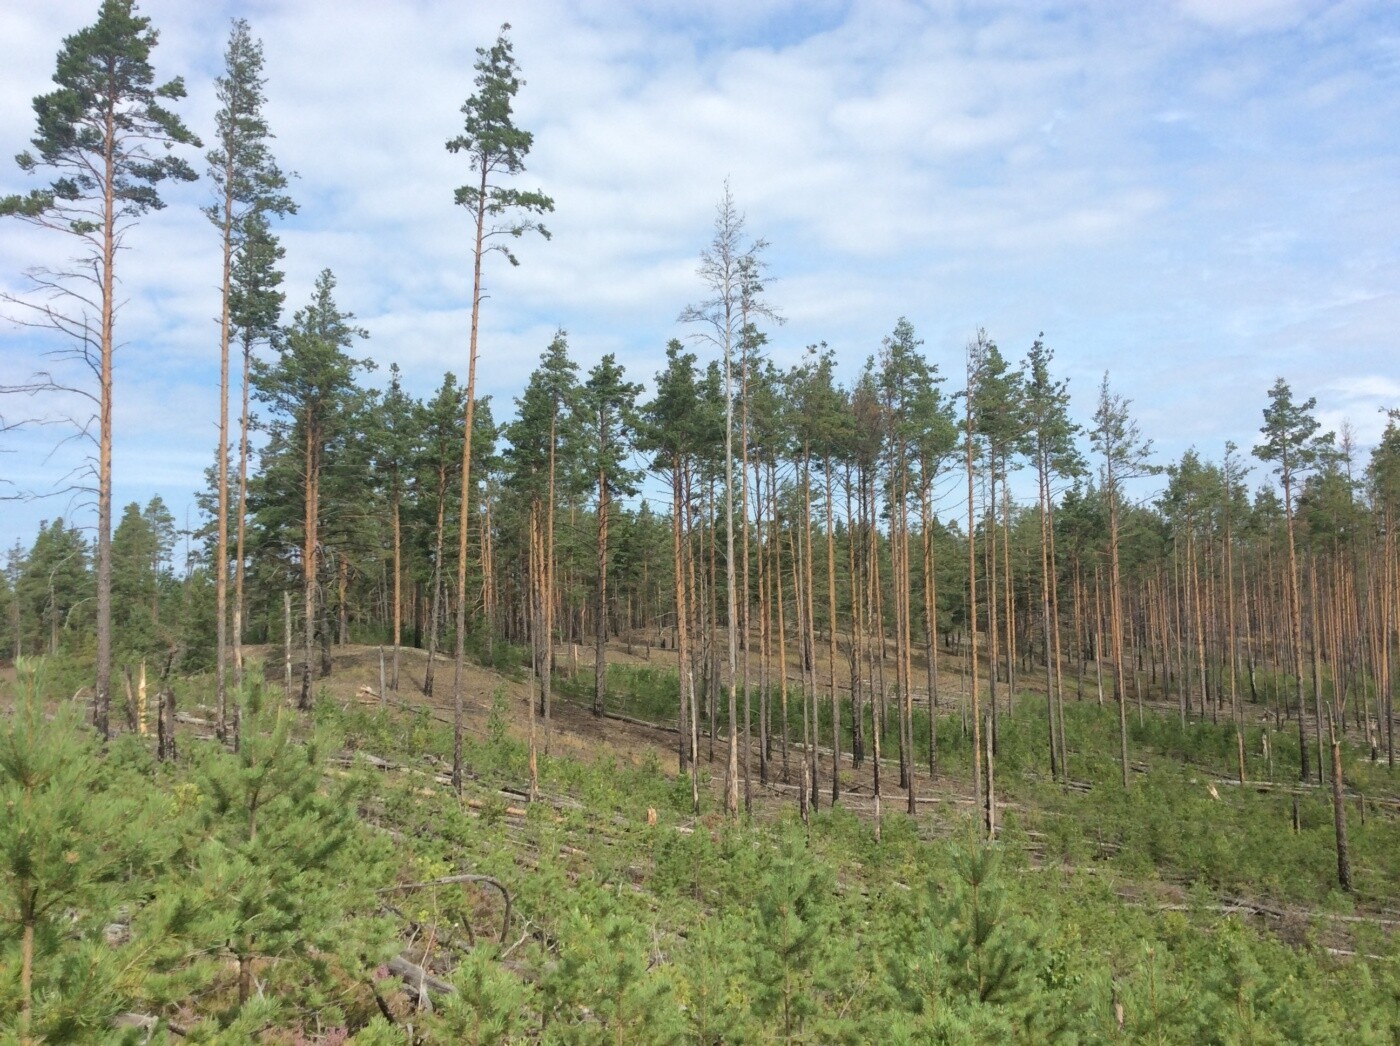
688,469,703,806
1038,457,1059,780
986,466,1000,753
1309,560,1328,787
337,555,349,645
846,465,865,768
1002,476,1017,708
674,461,700,811
757,459,771,784
825,457,841,804
801,450,819,810
93,120,117,741
424,486,448,696
233,335,253,697
1050,526,1068,777
543,416,558,752
529,507,543,801
741,365,755,810
215,182,234,743
481,481,496,656
1108,485,1130,789
966,356,984,836
451,170,489,795
391,488,402,690
922,480,940,778
1225,468,1243,783
1280,464,1311,781
722,342,740,817
300,422,318,712
704,479,717,763
594,474,609,717
774,464,790,782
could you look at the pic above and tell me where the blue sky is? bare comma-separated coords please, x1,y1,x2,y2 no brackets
2,0,1399,556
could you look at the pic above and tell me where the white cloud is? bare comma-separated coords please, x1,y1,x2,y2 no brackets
1175,0,1313,31
2,0,1399,548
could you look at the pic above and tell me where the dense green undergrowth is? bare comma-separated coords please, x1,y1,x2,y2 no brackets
4,655,1399,1042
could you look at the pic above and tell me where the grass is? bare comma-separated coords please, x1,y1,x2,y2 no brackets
6,650,1400,1041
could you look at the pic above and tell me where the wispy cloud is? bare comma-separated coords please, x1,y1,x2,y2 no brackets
2,0,1398,547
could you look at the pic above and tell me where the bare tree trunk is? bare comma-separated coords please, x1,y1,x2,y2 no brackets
1107,480,1130,789
451,171,489,796
1037,459,1059,780
741,366,755,810
283,591,293,700
773,464,790,782
300,423,318,712
215,182,234,743
723,355,740,817
424,488,448,697
594,473,609,717
922,481,940,778
1002,476,1017,709
1280,465,1311,781
825,457,841,804
93,130,117,741
671,461,692,777
338,555,350,646
757,460,771,784
528,508,543,802
391,489,402,691
847,465,865,769
542,416,558,753
966,349,985,837
233,337,253,695
986,465,1000,754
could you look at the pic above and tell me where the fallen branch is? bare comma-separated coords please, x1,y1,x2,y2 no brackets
602,709,679,734
380,874,513,944
386,953,454,1001
113,1013,189,1038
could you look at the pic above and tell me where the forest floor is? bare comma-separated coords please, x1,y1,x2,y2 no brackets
220,634,1400,964
7,635,1400,1040
8,633,1397,964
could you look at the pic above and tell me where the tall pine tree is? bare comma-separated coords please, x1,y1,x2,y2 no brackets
1,0,199,739
446,24,554,793
206,17,295,740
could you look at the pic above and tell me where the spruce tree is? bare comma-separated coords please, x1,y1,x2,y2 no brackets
1,0,199,739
